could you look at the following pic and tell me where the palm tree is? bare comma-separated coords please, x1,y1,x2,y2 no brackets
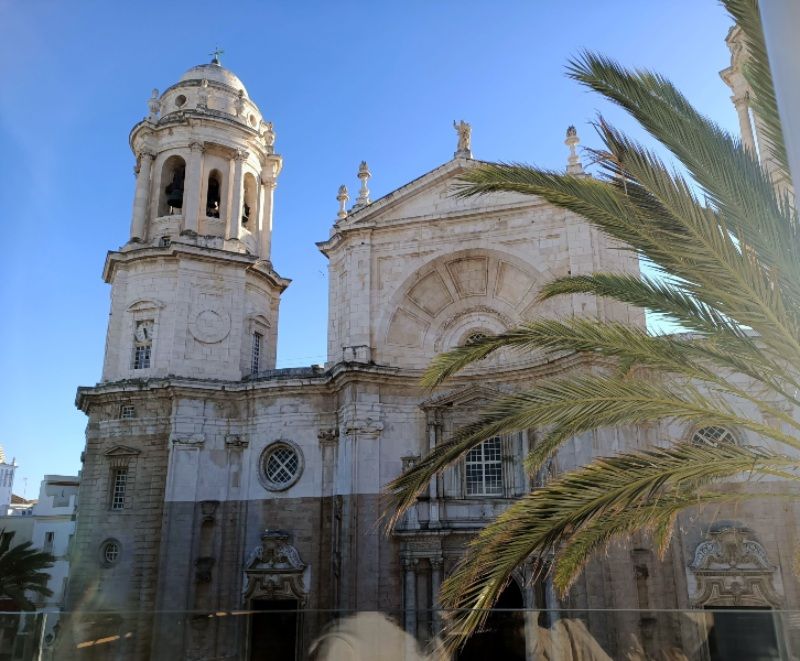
385,0,799,648
0,529,54,610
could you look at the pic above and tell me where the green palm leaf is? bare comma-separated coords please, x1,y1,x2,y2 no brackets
438,444,799,653
0,529,54,610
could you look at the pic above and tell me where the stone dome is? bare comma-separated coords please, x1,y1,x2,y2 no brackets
179,62,248,96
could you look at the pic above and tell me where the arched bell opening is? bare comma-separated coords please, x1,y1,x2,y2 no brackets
158,156,186,216
206,169,223,218
456,580,526,661
242,172,257,228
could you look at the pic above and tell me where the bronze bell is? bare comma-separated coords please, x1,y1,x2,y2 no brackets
165,170,185,209
241,202,250,224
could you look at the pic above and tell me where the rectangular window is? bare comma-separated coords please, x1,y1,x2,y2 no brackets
43,531,54,553
110,467,128,510
132,320,153,370
133,344,151,370
465,437,503,496
251,332,262,374
120,404,136,419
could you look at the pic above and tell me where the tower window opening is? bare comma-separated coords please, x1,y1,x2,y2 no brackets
242,172,257,226
110,468,128,511
206,170,222,218
251,332,262,374
159,155,186,216
132,320,153,370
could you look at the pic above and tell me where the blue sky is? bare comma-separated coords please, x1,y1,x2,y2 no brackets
0,1,735,496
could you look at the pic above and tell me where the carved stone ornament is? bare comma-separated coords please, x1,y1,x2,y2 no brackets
317,428,339,445
225,434,249,449
689,525,782,607
243,530,308,604
171,435,205,447
189,308,231,344
343,417,384,438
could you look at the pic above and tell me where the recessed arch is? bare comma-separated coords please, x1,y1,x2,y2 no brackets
378,248,554,367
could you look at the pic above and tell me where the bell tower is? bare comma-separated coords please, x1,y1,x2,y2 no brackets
101,55,289,382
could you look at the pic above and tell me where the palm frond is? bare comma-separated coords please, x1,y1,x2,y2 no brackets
385,372,800,528
723,0,791,181
437,444,799,650
566,53,798,292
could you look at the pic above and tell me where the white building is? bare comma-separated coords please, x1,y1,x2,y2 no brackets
0,446,18,516
61,42,799,661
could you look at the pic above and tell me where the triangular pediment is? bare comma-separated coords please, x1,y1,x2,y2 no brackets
104,445,141,457
319,159,543,253
420,384,505,410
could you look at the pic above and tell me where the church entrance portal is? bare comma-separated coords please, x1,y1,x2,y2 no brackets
456,581,526,661
249,599,298,661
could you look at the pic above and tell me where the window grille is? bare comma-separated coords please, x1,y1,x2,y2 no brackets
266,446,299,485
251,332,263,375
43,531,54,553
110,468,128,510
465,437,503,496
691,426,737,447
120,404,136,419
102,540,120,565
259,442,303,491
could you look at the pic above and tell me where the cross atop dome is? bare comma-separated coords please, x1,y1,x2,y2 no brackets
209,46,225,65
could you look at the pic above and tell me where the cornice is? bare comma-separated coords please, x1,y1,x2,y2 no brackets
102,244,290,292
74,351,605,414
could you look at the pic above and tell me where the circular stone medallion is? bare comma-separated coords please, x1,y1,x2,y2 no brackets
190,308,231,343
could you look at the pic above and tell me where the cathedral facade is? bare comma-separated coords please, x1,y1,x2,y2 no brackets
64,38,799,661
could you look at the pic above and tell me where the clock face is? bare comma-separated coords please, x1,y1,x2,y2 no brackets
135,321,153,342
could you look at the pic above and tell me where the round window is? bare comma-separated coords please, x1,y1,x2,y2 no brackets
259,442,303,491
175,94,187,108
100,539,121,566
691,426,737,447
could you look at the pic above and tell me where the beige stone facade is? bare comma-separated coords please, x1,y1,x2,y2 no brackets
62,53,800,661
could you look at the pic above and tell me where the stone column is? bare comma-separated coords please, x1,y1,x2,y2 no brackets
733,96,756,154
182,142,204,235
226,150,246,240
403,558,418,636
259,180,276,259
430,557,443,636
130,151,154,241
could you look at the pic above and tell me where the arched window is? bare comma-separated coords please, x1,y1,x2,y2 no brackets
691,426,737,447
206,169,222,218
158,155,185,216
242,172,257,226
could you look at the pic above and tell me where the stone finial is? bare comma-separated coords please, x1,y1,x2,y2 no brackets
147,89,161,121
354,161,371,207
336,185,349,219
565,125,584,175
453,119,472,159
